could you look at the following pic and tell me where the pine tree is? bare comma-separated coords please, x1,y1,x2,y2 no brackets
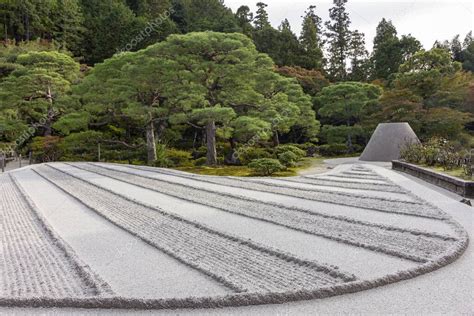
325,0,352,81
371,19,421,80
235,5,254,36
348,30,369,81
254,2,270,29
299,5,323,69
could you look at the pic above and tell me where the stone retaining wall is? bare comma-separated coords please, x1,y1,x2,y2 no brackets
392,160,474,198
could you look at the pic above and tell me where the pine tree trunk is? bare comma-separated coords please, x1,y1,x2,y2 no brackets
347,133,353,153
206,120,217,165
272,131,280,147
146,120,157,164
227,137,237,164
43,86,53,136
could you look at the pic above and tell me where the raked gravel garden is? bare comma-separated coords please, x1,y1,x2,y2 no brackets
0,162,472,313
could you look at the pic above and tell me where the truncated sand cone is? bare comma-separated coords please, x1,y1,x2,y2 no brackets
360,122,420,162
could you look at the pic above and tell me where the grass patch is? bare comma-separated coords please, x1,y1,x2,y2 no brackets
425,165,473,181
175,157,327,177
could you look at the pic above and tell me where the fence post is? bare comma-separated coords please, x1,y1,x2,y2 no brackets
98,142,101,162
19,154,22,168
1,154,4,173
29,151,33,165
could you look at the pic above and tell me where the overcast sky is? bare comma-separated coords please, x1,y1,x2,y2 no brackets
223,0,473,51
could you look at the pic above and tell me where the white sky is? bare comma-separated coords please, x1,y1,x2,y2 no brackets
223,0,474,51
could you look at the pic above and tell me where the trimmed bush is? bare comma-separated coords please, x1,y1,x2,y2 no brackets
248,158,284,176
165,148,193,167
318,143,348,156
31,136,63,162
278,151,299,167
238,147,272,165
193,157,207,166
274,145,306,160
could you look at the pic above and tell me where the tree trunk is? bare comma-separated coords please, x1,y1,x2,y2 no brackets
205,120,217,165
347,133,353,153
272,131,280,147
43,86,54,136
226,137,237,164
146,120,157,164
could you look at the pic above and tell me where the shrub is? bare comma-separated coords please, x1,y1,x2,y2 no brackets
248,158,284,176
193,157,207,166
275,145,306,160
278,151,299,167
30,136,62,162
165,148,193,167
400,137,466,171
297,142,318,157
400,142,424,164
154,144,169,167
237,147,272,165
318,143,348,156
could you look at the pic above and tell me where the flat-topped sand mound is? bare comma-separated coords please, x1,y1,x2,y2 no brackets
360,122,420,162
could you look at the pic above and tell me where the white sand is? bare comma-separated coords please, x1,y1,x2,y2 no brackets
12,168,230,299
0,161,470,313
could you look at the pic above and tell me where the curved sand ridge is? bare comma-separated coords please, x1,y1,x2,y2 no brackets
0,162,468,310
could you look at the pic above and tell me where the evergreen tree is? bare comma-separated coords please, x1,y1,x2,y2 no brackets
254,2,270,30
371,18,421,80
317,82,381,152
126,0,171,18
450,34,463,62
325,0,352,81
0,0,84,53
371,18,399,80
299,5,324,69
79,0,138,64
170,0,239,33
348,30,369,81
0,51,81,140
51,0,85,54
235,5,254,36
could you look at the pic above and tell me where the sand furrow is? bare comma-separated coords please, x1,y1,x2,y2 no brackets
35,165,355,294
0,174,112,299
125,164,412,202
271,176,405,193
70,163,457,263
118,164,439,218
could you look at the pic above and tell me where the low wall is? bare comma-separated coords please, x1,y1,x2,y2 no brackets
392,160,474,198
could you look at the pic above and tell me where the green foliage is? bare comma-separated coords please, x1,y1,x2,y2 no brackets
320,125,364,145
193,156,208,166
325,0,351,81
238,147,272,165
400,137,468,171
317,82,382,124
276,66,329,97
299,5,324,69
171,0,239,33
274,144,306,159
248,158,284,176
371,18,422,80
59,131,101,161
278,151,299,167
30,136,63,162
318,143,349,156
0,0,84,53
79,0,143,64
165,148,193,167
0,50,81,142
462,42,474,72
